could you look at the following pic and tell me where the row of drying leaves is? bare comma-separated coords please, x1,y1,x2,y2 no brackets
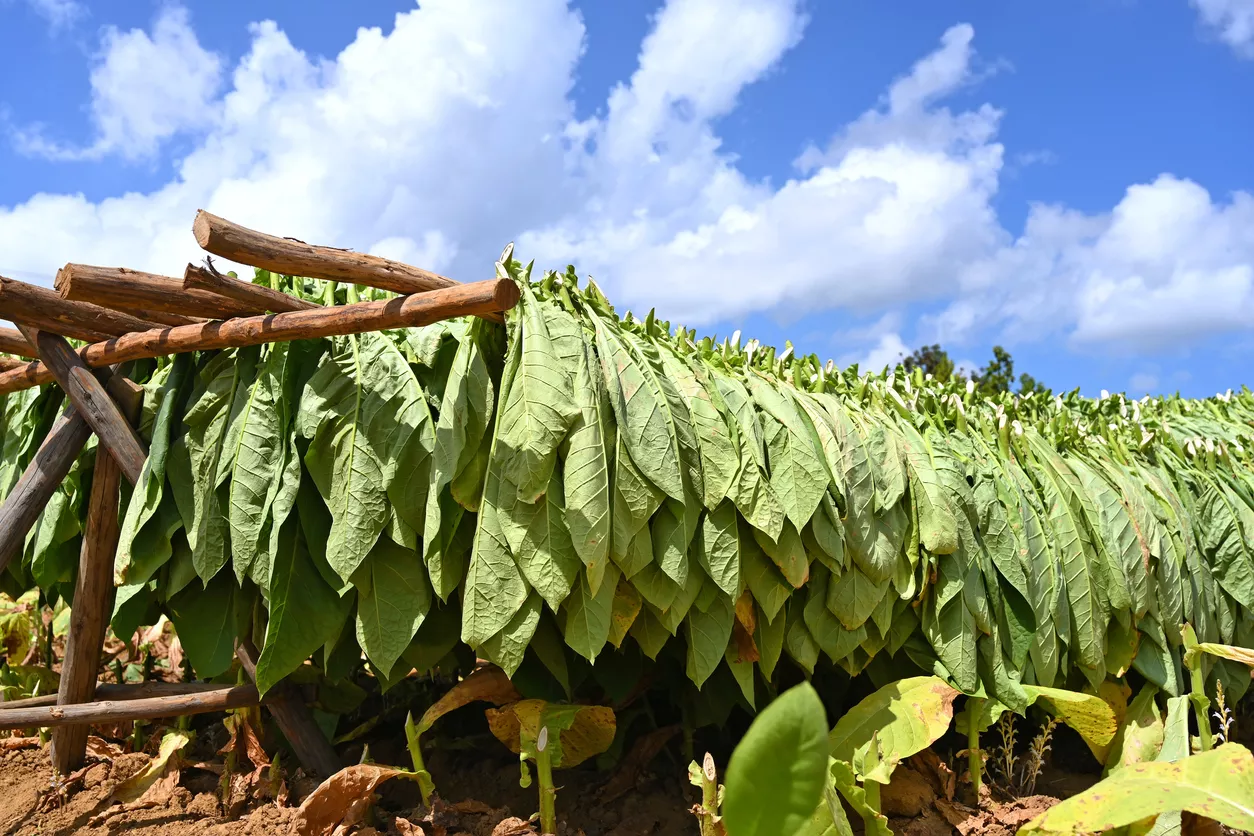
3,248,1254,719
707,624,1254,836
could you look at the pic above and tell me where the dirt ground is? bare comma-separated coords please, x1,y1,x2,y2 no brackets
0,732,1079,836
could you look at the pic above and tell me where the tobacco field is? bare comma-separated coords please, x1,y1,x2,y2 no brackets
2,247,1254,836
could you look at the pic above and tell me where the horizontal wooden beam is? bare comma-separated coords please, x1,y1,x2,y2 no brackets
193,210,503,323
0,684,261,731
184,263,318,314
0,276,163,343
0,326,38,359
57,263,262,321
0,681,236,710
0,356,25,372
0,278,518,394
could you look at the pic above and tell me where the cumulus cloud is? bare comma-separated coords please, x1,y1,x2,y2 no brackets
1192,0,1254,58
0,0,1250,365
17,6,222,160
926,175,1254,351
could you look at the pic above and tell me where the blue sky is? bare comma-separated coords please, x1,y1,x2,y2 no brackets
1,0,1252,397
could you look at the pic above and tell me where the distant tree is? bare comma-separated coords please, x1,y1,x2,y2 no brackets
901,343,1046,396
900,344,957,383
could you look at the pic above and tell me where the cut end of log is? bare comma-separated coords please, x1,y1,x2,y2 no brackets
193,210,214,249
494,278,521,312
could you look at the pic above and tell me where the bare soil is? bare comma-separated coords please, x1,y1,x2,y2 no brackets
0,732,1078,836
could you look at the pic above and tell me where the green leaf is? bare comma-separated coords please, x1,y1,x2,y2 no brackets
1020,743,1254,836
166,568,238,679
353,536,432,680
255,516,351,695
300,332,432,584
722,682,830,836
686,590,734,688
515,468,581,611
563,336,613,592
560,563,620,662
498,286,581,502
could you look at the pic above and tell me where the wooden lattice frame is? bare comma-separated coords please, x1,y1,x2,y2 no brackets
0,211,520,777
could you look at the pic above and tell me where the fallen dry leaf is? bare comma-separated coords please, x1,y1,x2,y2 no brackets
290,764,413,836
105,730,191,806
394,817,425,836
0,736,40,751
85,736,123,760
490,817,535,836
450,799,495,814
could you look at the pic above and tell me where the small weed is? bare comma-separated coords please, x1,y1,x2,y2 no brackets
1017,717,1059,796
1214,681,1235,745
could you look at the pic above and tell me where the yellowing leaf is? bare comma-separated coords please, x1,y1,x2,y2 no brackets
485,699,616,769
1020,743,1254,836
416,665,519,736
828,676,959,784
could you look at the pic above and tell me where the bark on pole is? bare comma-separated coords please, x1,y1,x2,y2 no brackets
49,380,143,775
56,263,263,321
183,263,319,313
0,326,39,359
0,276,162,343
0,278,519,394
0,367,140,576
0,356,25,372
0,681,244,710
236,639,342,778
19,327,148,485
0,686,261,732
192,209,505,323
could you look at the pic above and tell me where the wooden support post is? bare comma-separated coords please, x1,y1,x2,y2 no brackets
236,639,341,778
0,326,39,359
0,367,139,575
56,264,263,321
18,328,147,485
0,356,26,372
0,276,163,343
0,278,519,394
0,685,261,731
49,374,143,774
0,681,244,710
183,264,319,314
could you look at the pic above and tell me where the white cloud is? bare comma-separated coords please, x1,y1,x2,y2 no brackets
0,0,1250,367
523,18,1006,326
17,6,222,160
856,332,911,373
1192,0,1254,58
928,175,1254,351
22,0,85,30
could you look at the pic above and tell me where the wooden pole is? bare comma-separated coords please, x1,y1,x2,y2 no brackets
0,685,260,731
0,368,140,576
0,278,518,394
56,263,262,321
183,263,319,313
0,681,241,710
235,639,341,778
0,276,163,343
18,327,147,485
0,326,38,359
0,356,25,372
49,379,143,774
194,209,459,295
